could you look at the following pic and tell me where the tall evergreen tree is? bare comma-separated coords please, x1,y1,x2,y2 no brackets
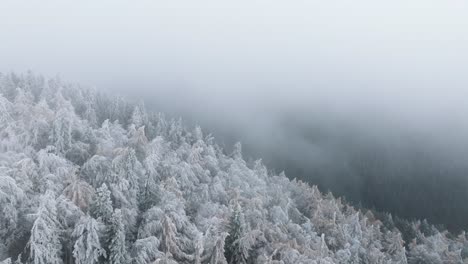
89,183,113,224
224,204,247,264
108,209,128,264
26,191,62,264
210,233,228,264
72,215,106,264
0,175,24,257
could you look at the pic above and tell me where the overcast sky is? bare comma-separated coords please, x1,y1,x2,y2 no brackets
1,1,467,116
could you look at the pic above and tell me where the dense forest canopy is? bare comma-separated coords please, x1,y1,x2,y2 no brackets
0,72,467,263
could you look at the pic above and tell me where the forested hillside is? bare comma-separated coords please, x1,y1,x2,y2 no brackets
0,72,467,263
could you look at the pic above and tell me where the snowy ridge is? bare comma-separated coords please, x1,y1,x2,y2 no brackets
0,72,467,264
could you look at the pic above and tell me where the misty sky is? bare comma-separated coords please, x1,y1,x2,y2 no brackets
2,0,468,229
2,0,468,142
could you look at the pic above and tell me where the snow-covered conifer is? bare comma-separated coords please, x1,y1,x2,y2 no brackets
224,203,248,264
72,215,106,264
63,172,94,211
26,191,62,264
108,209,128,264
132,236,162,264
0,175,24,256
90,183,113,224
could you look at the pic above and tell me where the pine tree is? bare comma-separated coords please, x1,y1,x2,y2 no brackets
194,233,204,264
83,99,98,128
131,103,147,128
89,183,113,224
154,112,168,138
132,236,162,264
0,93,13,130
72,215,106,264
210,233,228,264
0,175,24,255
383,231,407,264
56,196,83,264
26,191,63,264
111,148,143,201
231,142,242,160
138,165,160,213
168,118,184,146
128,125,148,161
50,101,74,155
224,204,247,264
161,215,178,256
81,155,112,188
108,209,128,264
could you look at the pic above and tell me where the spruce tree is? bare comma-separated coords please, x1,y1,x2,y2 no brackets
210,233,228,264
26,191,63,264
89,183,113,224
72,215,106,264
108,209,128,264
224,204,247,264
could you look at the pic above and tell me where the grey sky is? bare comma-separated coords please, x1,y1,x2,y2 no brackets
2,0,468,155
1,1,467,123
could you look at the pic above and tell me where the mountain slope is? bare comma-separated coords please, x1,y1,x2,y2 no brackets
0,72,466,263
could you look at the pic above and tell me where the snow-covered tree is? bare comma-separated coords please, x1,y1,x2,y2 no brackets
111,148,143,202
231,142,242,160
80,155,112,188
128,125,148,161
108,209,128,264
209,232,228,264
89,183,113,224
49,97,75,155
161,215,178,258
72,215,106,264
0,175,24,249
224,203,248,264
138,157,161,213
131,102,148,128
56,196,83,264
0,93,13,130
62,172,94,211
26,191,62,264
132,236,162,264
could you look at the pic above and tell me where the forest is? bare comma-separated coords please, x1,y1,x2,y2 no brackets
0,72,467,263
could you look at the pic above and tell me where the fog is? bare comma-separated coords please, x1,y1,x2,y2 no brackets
2,0,468,230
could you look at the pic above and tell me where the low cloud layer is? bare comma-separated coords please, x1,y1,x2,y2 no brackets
1,0,468,230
